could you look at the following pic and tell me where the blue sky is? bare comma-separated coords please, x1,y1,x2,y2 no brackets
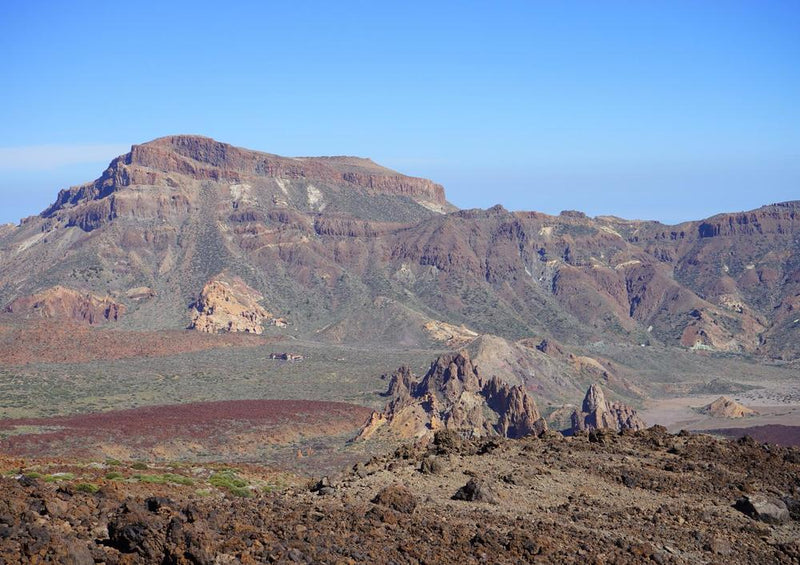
1,1,798,225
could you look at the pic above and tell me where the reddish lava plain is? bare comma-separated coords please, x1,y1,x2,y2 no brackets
0,399,373,462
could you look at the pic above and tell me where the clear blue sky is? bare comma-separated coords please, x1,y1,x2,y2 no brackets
1,1,798,225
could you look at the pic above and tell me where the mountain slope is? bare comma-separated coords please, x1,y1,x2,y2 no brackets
0,135,798,359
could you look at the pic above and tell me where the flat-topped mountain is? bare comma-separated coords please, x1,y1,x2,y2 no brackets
41,135,451,228
0,135,798,361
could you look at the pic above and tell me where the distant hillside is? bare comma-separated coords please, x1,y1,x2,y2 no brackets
0,135,798,360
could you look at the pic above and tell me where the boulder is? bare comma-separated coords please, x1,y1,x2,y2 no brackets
734,495,790,524
371,485,417,514
452,479,498,504
419,455,445,475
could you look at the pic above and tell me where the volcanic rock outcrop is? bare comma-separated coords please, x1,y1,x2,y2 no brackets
569,384,646,434
357,351,547,440
4,286,125,325
701,396,758,418
189,275,272,334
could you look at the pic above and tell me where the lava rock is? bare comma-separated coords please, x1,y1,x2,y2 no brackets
434,429,467,454
371,484,417,514
419,455,445,475
17,475,38,488
453,479,499,504
781,496,800,521
145,496,173,513
310,476,336,495
734,495,790,524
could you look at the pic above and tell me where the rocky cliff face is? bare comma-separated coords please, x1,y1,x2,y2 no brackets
41,135,448,227
569,384,646,434
357,351,547,440
189,274,272,334
611,201,800,358
4,286,125,325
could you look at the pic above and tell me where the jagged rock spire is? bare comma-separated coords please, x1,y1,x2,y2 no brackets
570,383,646,434
357,351,547,441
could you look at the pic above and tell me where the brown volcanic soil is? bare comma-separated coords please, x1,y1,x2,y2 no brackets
0,320,271,365
1,428,798,564
0,400,373,466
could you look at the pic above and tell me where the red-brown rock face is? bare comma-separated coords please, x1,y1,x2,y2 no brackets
0,134,798,362
42,136,446,225
4,286,125,325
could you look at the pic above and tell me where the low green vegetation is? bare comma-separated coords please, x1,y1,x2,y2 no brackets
0,341,428,420
75,482,100,493
10,460,298,502
209,469,252,497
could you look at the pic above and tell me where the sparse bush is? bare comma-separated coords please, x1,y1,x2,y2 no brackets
163,473,194,485
75,482,100,493
105,471,124,480
210,469,252,497
131,462,148,470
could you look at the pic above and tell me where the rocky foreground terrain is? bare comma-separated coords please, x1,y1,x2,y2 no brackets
1,427,799,564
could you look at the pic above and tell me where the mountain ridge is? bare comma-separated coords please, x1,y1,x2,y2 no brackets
1,135,798,362
40,135,451,224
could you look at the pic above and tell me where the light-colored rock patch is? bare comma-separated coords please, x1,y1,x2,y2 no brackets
189,274,272,334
